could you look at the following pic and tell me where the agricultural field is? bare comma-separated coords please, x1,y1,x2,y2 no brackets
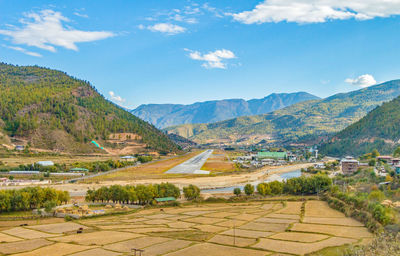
0,200,373,255
200,150,238,173
87,151,202,181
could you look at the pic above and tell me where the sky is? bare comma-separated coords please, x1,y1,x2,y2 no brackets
1,0,400,109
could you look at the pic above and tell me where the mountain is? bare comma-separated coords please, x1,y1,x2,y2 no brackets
131,92,319,128
167,133,197,150
165,80,400,145
320,95,400,157
0,63,179,154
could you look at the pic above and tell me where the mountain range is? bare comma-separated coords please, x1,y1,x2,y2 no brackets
320,95,400,157
0,63,179,154
131,92,319,128
165,80,400,146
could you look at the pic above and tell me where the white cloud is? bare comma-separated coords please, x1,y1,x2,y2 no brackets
2,44,42,57
73,12,89,18
231,0,400,24
345,74,377,88
109,91,126,104
186,49,236,69
0,9,114,52
146,23,186,35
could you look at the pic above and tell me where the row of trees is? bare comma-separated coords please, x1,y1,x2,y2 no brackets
86,183,181,205
0,187,70,213
234,175,332,197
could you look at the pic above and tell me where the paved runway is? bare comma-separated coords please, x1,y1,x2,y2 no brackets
165,150,213,174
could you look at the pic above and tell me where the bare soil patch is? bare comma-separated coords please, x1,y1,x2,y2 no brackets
241,222,288,232
269,232,329,243
50,231,142,245
28,222,87,234
255,217,297,224
221,229,273,238
167,222,196,229
305,201,345,218
142,239,193,256
0,238,53,254
164,243,270,256
229,213,260,221
276,202,303,215
290,223,372,238
203,211,239,218
0,232,22,242
12,242,94,256
103,236,171,252
265,213,300,220
154,230,214,242
253,237,356,255
214,219,246,228
302,217,364,227
208,234,257,247
193,224,228,233
68,248,121,256
3,227,58,239
184,217,224,225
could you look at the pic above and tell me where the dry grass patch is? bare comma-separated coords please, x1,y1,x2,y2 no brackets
0,238,53,254
126,227,182,233
164,243,270,256
143,219,172,225
221,229,273,238
145,213,176,219
193,224,228,233
103,236,170,252
154,230,214,242
241,222,288,232
201,161,236,172
302,217,364,227
276,202,302,215
290,223,372,238
0,218,64,229
69,248,121,256
261,204,275,211
255,217,297,224
167,221,196,229
142,239,194,256
229,213,260,221
28,222,87,234
3,227,57,239
184,217,224,225
253,237,356,255
266,213,300,220
181,210,215,216
214,219,246,228
12,242,94,256
50,231,143,245
203,211,239,218
269,232,329,243
0,232,22,242
305,201,345,218
208,234,257,247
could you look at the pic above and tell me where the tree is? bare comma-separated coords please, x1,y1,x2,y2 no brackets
244,184,254,196
257,183,271,196
394,146,400,158
369,159,376,166
372,149,380,158
183,185,200,200
269,181,284,195
233,188,241,196
368,190,385,203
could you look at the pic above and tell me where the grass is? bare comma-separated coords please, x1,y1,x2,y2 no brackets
201,149,238,173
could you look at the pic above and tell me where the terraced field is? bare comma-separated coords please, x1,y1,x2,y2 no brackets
0,201,373,255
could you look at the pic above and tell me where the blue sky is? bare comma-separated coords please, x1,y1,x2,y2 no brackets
1,0,400,108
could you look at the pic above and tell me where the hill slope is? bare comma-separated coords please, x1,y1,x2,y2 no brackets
165,80,400,145
320,95,400,157
0,63,179,154
132,92,319,128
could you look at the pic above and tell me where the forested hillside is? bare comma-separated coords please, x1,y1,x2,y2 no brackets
132,92,319,128
320,96,400,157
0,63,179,154
165,80,400,145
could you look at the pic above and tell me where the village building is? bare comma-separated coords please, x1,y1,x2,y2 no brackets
396,165,400,175
376,156,393,165
341,156,359,175
36,161,54,167
257,151,287,160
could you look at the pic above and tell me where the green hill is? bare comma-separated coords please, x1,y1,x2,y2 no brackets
0,63,179,154
165,80,400,145
320,95,400,157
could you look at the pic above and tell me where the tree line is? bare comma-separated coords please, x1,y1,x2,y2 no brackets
86,183,181,205
0,187,70,213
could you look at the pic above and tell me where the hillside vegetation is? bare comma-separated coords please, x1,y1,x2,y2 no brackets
165,80,400,145
320,95,400,156
132,92,319,128
0,63,179,154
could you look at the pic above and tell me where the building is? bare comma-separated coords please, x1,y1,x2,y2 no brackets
36,161,54,167
15,145,24,151
341,157,359,175
377,156,393,165
392,158,400,166
257,151,287,159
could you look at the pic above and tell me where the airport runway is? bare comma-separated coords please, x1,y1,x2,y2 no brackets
165,149,213,174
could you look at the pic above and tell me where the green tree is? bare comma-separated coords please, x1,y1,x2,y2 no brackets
233,188,241,196
183,185,200,200
368,190,385,203
244,184,254,196
372,149,380,158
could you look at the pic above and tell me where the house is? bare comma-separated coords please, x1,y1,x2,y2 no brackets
36,161,54,167
341,157,359,175
120,156,136,160
257,151,287,160
15,145,24,151
377,156,393,164
69,167,89,173
392,158,400,166
155,197,176,203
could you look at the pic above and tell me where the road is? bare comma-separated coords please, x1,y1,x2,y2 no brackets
165,149,213,174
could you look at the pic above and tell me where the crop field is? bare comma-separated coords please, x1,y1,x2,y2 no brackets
200,150,237,173
87,151,202,181
0,200,373,256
